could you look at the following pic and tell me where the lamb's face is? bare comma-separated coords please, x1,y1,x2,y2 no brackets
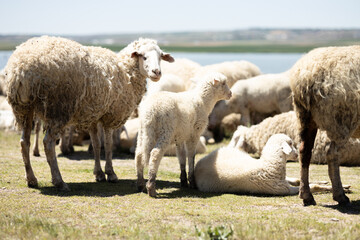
211,74,232,101
132,48,174,82
268,134,298,161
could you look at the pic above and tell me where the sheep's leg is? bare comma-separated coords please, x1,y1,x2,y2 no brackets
89,125,106,182
43,128,69,191
32,118,41,157
186,139,198,189
297,110,318,206
326,141,350,205
240,108,251,126
60,126,74,155
104,127,118,182
176,143,188,188
147,146,166,197
135,130,146,192
21,111,38,188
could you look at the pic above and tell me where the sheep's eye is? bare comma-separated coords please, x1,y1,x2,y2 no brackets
143,56,147,60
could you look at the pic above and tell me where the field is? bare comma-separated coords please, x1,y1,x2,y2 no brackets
1,129,360,239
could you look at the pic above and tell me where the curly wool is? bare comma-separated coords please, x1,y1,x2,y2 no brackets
5,36,153,133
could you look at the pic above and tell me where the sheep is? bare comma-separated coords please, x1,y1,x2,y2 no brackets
220,113,243,137
5,36,174,191
0,69,6,96
195,134,350,195
0,110,16,131
147,73,186,96
290,45,360,206
192,61,261,89
208,71,293,138
135,72,232,197
229,111,360,166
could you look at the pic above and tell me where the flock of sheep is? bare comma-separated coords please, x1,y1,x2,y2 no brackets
0,35,359,206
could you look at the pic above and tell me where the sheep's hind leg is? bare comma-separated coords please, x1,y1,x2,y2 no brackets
104,127,118,183
176,143,188,188
21,111,38,188
135,129,146,192
186,140,198,189
326,141,350,205
147,146,166,197
89,125,106,182
43,128,69,191
32,118,41,157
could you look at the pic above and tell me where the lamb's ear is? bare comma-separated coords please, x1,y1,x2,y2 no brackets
161,52,175,62
213,79,220,85
131,51,142,58
281,142,292,155
235,136,245,149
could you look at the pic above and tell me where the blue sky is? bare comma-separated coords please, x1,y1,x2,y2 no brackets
1,0,359,35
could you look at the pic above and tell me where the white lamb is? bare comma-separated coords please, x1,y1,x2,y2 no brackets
195,134,350,195
209,71,293,132
135,72,232,197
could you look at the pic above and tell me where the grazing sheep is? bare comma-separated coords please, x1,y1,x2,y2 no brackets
192,61,261,89
195,134,350,195
290,45,360,206
5,36,174,191
135,72,232,197
209,71,292,132
229,111,360,166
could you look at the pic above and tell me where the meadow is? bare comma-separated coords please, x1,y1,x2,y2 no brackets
1,129,360,239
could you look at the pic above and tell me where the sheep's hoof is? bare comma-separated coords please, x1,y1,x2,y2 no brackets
137,185,146,193
27,179,38,188
33,151,40,157
146,181,157,197
303,197,317,206
107,174,119,183
147,188,157,198
189,180,197,189
95,172,106,182
180,179,188,188
334,194,350,206
55,181,70,191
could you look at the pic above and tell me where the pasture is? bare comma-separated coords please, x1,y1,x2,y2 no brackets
1,129,360,239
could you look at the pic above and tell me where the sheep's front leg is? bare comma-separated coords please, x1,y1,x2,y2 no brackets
21,111,38,188
298,113,318,206
104,127,118,182
186,140,198,189
43,128,69,191
326,141,350,205
32,118,41,157
176,143,188,187
147,147,165,197
89,125,106,182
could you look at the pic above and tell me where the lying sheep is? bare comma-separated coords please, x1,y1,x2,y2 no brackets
5,36,174,191
135,72,232,197
209,71,292,134
229,111,360,166
0,110,16,131
195,134,350,195
290,45,360,206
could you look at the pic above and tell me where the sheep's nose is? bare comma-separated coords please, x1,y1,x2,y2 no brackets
152,69,161,76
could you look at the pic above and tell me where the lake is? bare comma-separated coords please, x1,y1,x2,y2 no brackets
0,51,304,74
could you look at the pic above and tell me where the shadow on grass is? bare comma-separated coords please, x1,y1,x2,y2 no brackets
322,199,360,215
58,150,134,161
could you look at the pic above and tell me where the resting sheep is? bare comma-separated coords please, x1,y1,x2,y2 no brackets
135,72,232,197
209,71,293,136
290,45,360,206
5,36,174,191
195,134,349,195
229,111,360,166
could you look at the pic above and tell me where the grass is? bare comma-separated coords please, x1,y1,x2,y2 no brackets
1,129,360,239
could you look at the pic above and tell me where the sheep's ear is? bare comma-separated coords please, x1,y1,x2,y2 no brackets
131,51,142,58
235,136,245,149
213,79,220,85
161,52,175,62
281,142,292,155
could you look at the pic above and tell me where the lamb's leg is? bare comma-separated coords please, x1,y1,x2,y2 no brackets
32,118,41,157
135,130,146,192
186,139,198,189
21,111,38,188
297,109,318,206
176,143,188,188
326,141,350,205
147,146,166,197
89,125,105,182
43,128,69,191
103,127,118,182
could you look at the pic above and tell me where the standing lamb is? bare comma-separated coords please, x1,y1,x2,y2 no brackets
195,134,350,195
229,111,360,166
290,45,360,206
209,71,292,135
5,36,174,191
135,72,232,197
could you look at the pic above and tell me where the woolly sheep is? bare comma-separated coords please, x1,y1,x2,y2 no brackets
147,73,186,96
229,111,360,166
195,134,350,195
192,61,261,89
290,45,360,206
135,72,232,197
5,36,174,191
209,71,293,134
0,69,6,96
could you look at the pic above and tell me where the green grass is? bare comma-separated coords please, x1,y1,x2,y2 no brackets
1,129,360,239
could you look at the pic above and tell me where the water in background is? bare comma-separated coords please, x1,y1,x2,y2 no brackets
0,51,303,74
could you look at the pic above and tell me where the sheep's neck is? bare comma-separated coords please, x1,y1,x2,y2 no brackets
195,88,219,115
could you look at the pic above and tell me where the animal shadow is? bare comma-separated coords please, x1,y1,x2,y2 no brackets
322,199,360,215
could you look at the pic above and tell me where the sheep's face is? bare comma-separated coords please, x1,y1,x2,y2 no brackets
132,49,174,82
210,74,232,101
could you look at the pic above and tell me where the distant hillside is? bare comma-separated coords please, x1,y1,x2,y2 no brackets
1,28,359,52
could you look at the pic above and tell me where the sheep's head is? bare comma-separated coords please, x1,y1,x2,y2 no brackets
263,134,298,161
131,39,174,82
